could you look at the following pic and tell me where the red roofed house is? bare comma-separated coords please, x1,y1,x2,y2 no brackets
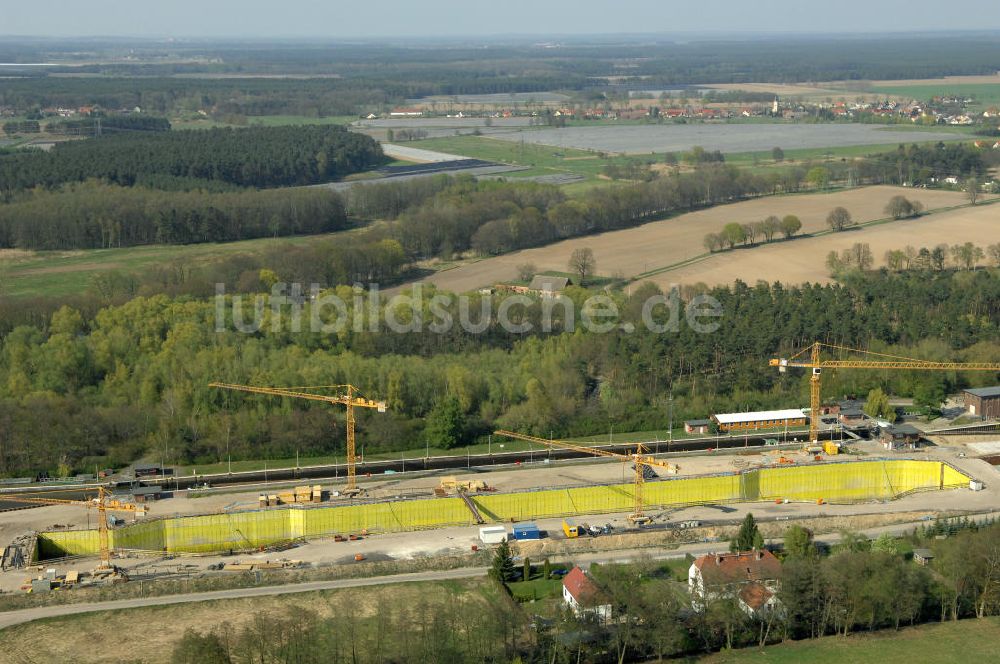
689,550,782,616
562,566,611,621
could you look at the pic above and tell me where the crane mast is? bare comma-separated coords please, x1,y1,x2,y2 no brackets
494,430,678,524
5,486,146,569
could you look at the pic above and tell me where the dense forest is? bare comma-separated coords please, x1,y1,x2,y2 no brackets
0,181,348,249
0,124,384,193
0,269,996,477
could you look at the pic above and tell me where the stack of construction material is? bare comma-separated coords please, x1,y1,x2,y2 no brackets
259,486,324,507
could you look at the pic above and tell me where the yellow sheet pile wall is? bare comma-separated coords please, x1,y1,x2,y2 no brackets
35,460,969,559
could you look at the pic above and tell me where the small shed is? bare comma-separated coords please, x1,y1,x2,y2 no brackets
839,408,867,427
881,423,922,450
913,548,935,566
964,386,1000,419
131,485,163,502
133,464,163,478
479,526,508,544
685,419,712,434
512,522,542,540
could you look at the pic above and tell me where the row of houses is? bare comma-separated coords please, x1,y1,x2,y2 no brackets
562,549,783,621
565,543,942,623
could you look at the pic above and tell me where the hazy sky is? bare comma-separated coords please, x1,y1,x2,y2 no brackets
4,0,1000,37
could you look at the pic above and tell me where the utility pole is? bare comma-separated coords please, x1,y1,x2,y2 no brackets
668,390,674,449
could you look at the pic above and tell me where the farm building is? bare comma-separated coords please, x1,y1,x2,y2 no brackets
711,409,806,432
685,419,712,434
528,275,571,296
964,386,1000,419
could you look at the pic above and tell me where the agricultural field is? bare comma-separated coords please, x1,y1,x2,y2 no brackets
488,123,962,155
703,616,1000,664
407,186,973,294
658,200,998,289
0,232,360,300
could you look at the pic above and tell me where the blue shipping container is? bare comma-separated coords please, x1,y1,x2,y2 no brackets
512,522,542,540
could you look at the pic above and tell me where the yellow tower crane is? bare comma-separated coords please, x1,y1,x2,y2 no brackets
771,342,1000,444
493,429,678,525
6,486,147,570
209,383,387,494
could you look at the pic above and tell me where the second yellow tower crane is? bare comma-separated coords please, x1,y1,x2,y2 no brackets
210,383,387,494
771,342,1000,444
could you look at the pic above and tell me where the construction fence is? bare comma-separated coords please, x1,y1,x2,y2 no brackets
35,459,970,560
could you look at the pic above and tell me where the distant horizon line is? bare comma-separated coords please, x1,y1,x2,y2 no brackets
3,29,1000,43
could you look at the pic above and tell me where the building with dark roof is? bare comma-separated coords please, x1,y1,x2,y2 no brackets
880,423,923,450
964,386,1000,419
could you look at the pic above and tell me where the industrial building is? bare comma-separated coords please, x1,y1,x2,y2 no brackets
964,386,1000,419
711,409,807,432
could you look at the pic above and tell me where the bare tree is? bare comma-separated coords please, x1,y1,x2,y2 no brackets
988,243,1000,267
966,177,980,206
826,206,853,232
761,215,781,242
568,247,596,285
515,263,537,282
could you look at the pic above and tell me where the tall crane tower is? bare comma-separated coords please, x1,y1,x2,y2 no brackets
493,429,678,525
771,342,1000,443
209,383,387,494
6,486,147,570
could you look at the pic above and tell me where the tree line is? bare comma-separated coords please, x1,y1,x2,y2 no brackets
0,181,349,249
704,215,802,252
0,124,384,194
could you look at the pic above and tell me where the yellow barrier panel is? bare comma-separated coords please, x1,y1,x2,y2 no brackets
34,460,970,559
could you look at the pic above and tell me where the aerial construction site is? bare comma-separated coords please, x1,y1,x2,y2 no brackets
2,343,998,596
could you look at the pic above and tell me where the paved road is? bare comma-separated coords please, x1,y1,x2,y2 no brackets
6,513,991,631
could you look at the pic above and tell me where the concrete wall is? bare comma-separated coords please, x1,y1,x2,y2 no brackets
35,459,969,559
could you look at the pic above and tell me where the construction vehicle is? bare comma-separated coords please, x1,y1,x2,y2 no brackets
771,342,1000,445
5,486,147,571
494,430,679,525
210,383,386,494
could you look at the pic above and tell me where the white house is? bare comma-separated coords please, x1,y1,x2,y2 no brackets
689,550,782,617
562,566,611,621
